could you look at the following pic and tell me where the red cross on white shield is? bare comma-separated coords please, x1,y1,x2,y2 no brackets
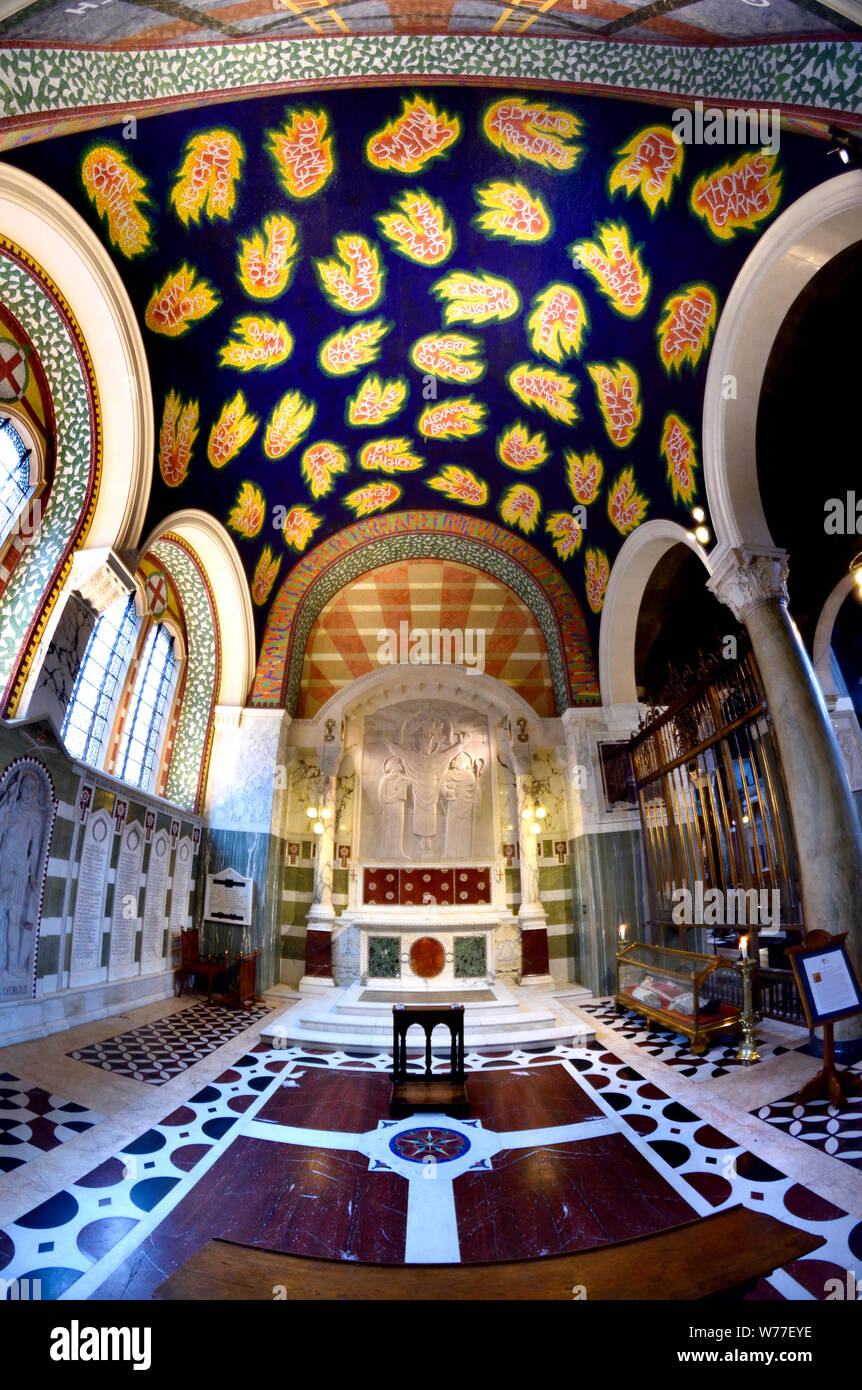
146,568,169,618
0,339,29,401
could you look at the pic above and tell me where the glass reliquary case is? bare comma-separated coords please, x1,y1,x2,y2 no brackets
615,941,742,1054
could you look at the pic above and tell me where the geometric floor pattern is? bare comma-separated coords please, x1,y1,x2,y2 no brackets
1,1036,860,1301
755,1084,862,1173
579,1000,803,1081
0,1073,103,1175
66,1002,273,1085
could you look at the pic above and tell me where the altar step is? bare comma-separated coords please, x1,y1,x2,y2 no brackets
260,980,595,1053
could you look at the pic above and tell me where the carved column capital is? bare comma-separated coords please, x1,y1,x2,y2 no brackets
707,547,790,623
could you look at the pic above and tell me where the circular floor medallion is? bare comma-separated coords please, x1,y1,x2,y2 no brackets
409,936,445,978
389,1127,470,1164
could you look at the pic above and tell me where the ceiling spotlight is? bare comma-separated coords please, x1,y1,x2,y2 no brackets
828,126,862,169
695,525,711,545
691,506,706,523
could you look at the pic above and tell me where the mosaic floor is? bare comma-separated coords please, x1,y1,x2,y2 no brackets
755,1081,862,1173
0,1073,103,1175
579,1000,802,1080
66,1002,273,1085
0,1002,860,1301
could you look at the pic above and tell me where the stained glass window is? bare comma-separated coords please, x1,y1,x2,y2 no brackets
0,416,33,544
62,594,138,766
115,622,177,791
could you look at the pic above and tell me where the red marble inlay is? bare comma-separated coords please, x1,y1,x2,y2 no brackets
399,868,454,907
465,1064,602,1131
409,936,445,978
258,1069,391,1134
521,926,550,976
454,1132,696,1263
304,928,332,978
452,868,491,905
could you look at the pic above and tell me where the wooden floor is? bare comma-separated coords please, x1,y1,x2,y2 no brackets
155,1206,823,1301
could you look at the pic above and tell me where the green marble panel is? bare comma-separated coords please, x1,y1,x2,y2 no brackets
454,935,486,978
36,935,59,977
368,935,400,979
570,828,647,997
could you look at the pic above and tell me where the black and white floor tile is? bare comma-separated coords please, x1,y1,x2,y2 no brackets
580,1000,802,1080
0,1036,859,1301
67,1002,273,1084
0,1073,103,1174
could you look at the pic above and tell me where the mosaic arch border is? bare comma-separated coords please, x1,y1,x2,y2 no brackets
252,512,599,716
0,237,100,717
0,36,860,151
148,533,221,814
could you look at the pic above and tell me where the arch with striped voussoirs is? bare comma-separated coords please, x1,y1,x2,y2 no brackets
252,511,599,717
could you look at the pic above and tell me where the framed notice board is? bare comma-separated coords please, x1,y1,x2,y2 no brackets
786,934,862,1028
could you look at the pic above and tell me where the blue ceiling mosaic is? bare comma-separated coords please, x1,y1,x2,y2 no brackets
2,87,833,657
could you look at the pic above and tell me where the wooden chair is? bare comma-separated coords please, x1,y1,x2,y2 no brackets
177,927,228,1003
390,1004,468,1118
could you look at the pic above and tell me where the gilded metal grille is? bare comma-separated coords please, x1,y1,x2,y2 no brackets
630,650,804,949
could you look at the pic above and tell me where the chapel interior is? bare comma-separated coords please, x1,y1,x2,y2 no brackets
0,0,862,1305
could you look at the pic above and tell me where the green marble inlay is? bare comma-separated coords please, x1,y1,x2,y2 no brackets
368,935,401,979
454,935,486,978
35,934,59,977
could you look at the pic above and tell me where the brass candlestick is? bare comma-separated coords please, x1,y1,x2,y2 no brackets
736,955,761,1064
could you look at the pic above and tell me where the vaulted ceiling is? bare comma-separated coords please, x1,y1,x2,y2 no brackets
1,83,839,666
0,0,858,47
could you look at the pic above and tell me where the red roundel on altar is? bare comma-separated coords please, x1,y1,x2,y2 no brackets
409,937,445,978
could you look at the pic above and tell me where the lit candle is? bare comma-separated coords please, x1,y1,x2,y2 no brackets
618,922,627,942
739,934,748,959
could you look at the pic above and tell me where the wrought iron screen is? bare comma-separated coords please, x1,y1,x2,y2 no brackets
629,649,804,956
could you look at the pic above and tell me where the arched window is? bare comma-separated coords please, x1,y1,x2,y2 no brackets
61,593,138,766
0,414,35,547
115,622,177,791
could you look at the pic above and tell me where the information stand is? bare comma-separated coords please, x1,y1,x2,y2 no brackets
786,930,862,1108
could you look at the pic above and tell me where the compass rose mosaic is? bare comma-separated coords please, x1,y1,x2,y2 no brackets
389,1126,471,1164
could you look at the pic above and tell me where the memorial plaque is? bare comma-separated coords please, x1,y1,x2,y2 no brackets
141,830,170,963
204,867,253,925
170,835,194,934
0,759,56,1001
109,821,144,967
71,808,112,973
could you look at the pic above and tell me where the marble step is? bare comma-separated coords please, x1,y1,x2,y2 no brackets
298,1006,559,1036
261,983,595,1053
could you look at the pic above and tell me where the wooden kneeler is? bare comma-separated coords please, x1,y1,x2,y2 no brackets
390,1004,468,1118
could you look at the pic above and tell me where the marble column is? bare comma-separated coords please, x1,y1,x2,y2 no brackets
561,706,646,996
709,548,862,1042
511,745,553,985
301,745,340,989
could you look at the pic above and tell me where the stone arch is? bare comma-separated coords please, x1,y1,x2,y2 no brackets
252,512,599,715
598,520,709,707
0,164,152,715
139,510,254,707
133,521,225,813
702,169,862,562
813,573,859,705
